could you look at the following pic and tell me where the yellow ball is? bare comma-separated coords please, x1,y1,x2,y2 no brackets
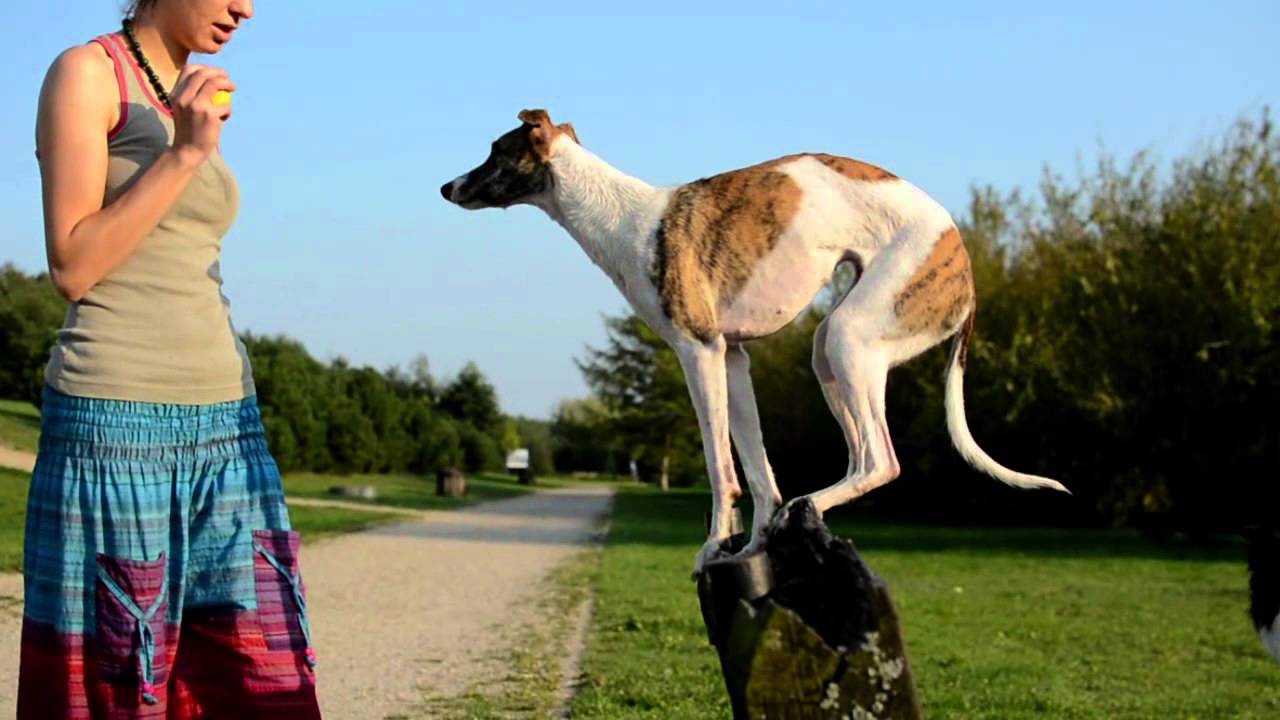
212,90,233,106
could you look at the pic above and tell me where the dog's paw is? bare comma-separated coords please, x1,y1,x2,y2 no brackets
738,530,768,558
692,538,726,578
771,497,803,528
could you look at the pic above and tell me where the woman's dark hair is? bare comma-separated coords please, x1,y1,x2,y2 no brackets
123,0,158,18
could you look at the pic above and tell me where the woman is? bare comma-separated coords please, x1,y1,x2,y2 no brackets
19,1,322,717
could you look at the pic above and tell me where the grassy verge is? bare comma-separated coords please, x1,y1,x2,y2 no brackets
0,468,29,573
570,485,1280,719
0,399,40,454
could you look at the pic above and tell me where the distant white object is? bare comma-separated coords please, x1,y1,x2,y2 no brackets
506,448,530,470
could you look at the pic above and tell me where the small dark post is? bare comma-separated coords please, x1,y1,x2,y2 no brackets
695,500,923,719
435,467,467,497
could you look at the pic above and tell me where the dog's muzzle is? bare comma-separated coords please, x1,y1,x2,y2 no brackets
441,171,472,205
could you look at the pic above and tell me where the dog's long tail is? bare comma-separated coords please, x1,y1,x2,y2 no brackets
943,311,1069,493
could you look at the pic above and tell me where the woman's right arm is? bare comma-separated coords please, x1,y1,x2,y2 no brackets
36,46,233,302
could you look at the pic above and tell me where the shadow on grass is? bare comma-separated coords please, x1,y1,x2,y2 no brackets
603,485,1246,564
0,406,40,430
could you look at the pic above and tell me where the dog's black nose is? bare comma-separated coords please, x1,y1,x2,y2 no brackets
440,182,453,201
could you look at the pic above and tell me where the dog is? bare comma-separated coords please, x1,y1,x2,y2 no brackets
1245,527,1280,663
441,109,1069,572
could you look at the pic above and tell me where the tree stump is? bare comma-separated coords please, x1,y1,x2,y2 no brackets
695,500,923,719
436,468,467,497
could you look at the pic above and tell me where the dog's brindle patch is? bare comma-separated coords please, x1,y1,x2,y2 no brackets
890,227,975,340
652,154,895,341
810,153,898,182
653,161,801,341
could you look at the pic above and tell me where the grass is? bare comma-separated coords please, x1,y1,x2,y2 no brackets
287,504,406,543
0,469,29,573
282,470,580,512
570,485,1280,719
0,399,41,454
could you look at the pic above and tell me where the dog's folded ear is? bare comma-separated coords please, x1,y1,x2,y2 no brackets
520,109,578,160
519,109,552,127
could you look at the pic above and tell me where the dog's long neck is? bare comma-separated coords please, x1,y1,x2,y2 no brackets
540,141,659,276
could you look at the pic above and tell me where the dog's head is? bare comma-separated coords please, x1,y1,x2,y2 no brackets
440,109,580,210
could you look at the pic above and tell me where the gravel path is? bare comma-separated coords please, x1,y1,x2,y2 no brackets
0,446,34,473
0,484,615,719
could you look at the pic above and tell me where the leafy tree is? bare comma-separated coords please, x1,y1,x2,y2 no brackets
0,264,66,406
549,397,621,474
438,362,503,436
577,314,702,489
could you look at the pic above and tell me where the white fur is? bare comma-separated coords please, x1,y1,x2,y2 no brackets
721,157,950,340
537,140,671,327
448,172,470,202
945,339,1064,490
486,133,1068,572
1262,616,1280,664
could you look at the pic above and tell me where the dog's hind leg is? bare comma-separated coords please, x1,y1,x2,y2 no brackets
725,344,783,554
674,337,744,574
790,221,962,517
803,325,901,515
812,316,863,488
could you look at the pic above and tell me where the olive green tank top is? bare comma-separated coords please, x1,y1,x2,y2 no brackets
44,33,255,405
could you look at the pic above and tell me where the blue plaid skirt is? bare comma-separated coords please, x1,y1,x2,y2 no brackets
18,386,320,718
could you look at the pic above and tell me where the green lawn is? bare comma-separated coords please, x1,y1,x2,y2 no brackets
282,470,579,511
0,399,41,453
570,485,1280,719
0,469,29,573
0,467,402,574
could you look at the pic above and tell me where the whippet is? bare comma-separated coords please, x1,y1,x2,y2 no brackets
441,109,1069,572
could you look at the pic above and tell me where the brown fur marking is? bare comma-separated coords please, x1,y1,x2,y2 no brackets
954,309,976,369
891,228,975,339
809,153,898,182
653,158,803,340
519,108,579,162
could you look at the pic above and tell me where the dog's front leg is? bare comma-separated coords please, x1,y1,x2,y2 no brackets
675,337,742,575
726,344,782,555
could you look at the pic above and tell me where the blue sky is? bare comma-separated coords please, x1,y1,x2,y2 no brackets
2,1,1277,418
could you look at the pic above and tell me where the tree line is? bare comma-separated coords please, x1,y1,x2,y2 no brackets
0,268,554,477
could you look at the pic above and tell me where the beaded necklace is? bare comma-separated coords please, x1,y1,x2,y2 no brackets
120,18,172,109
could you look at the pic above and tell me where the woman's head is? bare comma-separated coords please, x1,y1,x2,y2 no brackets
124,0,253,55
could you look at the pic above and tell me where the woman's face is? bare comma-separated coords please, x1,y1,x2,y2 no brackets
153,0,254,54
